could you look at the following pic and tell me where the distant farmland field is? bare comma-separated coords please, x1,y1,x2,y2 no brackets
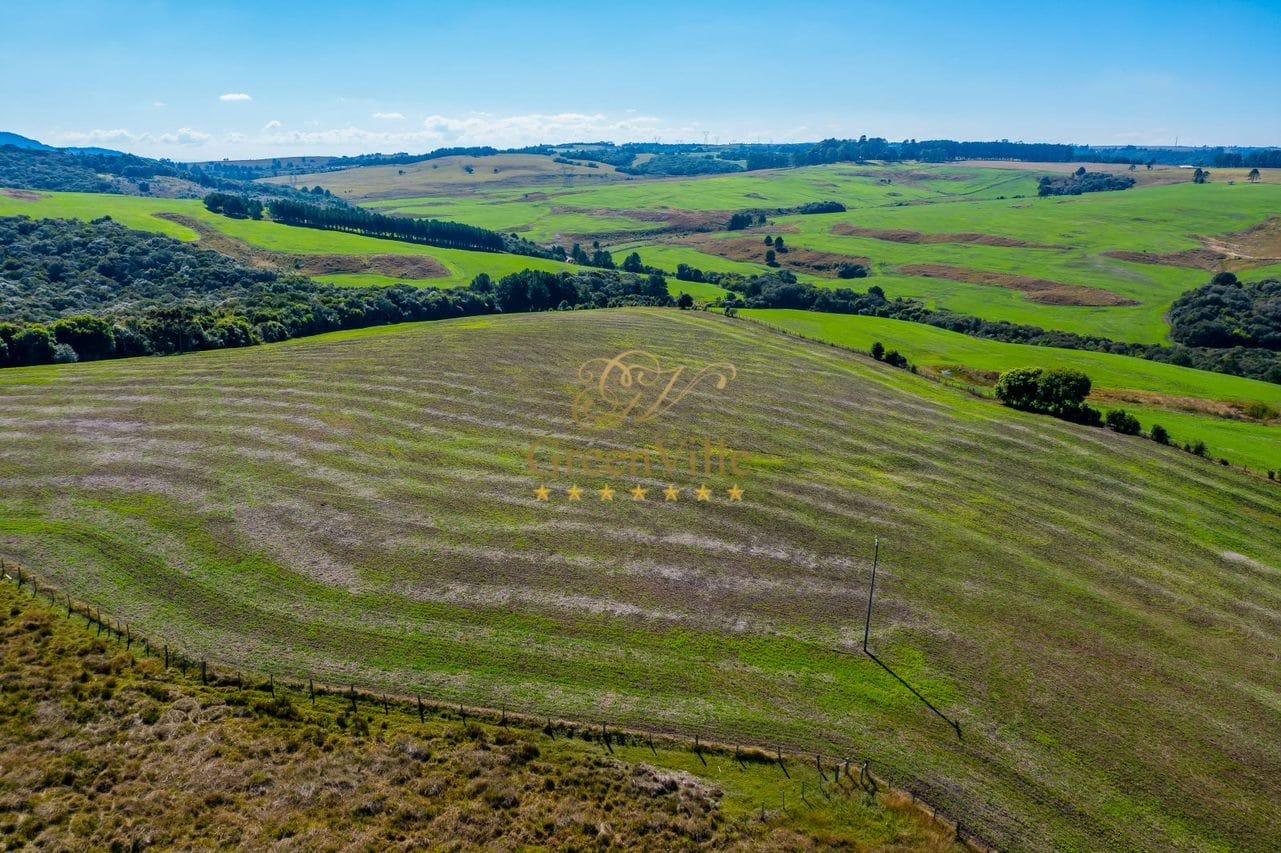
330,163,1281,344
2,309,1279,850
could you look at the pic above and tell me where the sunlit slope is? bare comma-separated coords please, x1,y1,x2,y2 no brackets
0,309,1278,850
0,190,577,287
742,309,1281,471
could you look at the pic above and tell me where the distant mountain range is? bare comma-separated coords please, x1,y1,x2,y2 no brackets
0,132,54,151
0,131,124,157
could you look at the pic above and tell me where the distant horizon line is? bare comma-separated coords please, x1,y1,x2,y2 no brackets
5,129,1277,166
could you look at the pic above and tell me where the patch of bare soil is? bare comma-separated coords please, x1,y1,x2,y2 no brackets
0,189,47,201
1202,217,1281,265
684,235,871,276
1101,249,1228,271
897,263,1137,306
832,223,1060,248
154,213,448,280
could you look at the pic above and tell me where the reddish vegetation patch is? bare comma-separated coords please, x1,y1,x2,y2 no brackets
832,223,1059,248
558,206,741,233
0,189,48,201
1101,249,1228,271
154,212,448,280
684,235,870,276
897,263,1137,306
1091,389,1280,423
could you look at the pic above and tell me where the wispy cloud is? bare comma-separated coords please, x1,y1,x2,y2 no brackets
263,120,283,131
371,112,404,120
152,101,167,108
219,92,252,102
50,126,211,147
159,127,212,145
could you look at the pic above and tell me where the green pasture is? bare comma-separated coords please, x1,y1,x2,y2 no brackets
742,309,1281,471
1,308,1279,850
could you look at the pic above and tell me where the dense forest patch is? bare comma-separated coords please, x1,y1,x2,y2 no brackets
1170,272,1281,349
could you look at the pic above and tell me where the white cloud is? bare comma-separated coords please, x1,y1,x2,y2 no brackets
152,101,167,108
263,120,283,131
219,92,252,102
372,112,405,120
158,127,213,145
54,128,141,144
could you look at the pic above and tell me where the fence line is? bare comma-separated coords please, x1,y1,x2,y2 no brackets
0,556,991,851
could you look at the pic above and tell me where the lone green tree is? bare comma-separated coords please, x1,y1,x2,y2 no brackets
1248,168,1261,183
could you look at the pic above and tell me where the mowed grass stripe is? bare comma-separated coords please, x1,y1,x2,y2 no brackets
1,308,1279,850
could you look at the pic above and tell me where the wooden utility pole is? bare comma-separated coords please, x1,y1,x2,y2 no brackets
863,538,879,652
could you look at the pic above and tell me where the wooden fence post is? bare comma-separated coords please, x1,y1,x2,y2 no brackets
309,678,315,706
417,695,424,723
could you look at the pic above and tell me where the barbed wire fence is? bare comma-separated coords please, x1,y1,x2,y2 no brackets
0,555,990,851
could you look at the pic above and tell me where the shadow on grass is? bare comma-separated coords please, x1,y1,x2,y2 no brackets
866,650,962,741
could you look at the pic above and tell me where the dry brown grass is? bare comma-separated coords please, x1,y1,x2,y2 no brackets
0,579,965,851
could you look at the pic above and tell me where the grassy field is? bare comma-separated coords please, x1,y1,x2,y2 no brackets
0,580,955,850
761,181,1281,343
742,309,1281,471
1,308,1278,850
0,191,578,288
327,164,1281,344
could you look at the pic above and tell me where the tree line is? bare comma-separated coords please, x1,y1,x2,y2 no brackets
266,199,553,258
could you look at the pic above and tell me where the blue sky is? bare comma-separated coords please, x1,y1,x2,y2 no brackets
3,0,1278,159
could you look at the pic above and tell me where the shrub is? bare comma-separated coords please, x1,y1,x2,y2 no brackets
676,293,694,309
884,349,908,368
837,263,869,279
995,366,1100,425
1245,401,1278,420
1105,408,1142,435
1150,424,1170,445
51,343,79,363
870,341,885,361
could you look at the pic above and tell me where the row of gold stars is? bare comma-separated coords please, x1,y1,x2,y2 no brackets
535,484,744,502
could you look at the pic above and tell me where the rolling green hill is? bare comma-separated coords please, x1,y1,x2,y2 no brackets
742,309,1281,471
1,308,1278,850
